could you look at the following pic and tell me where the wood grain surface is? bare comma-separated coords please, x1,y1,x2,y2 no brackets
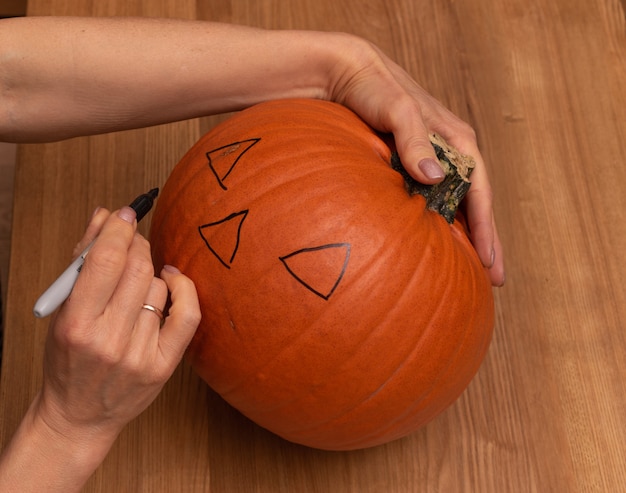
1,0,625,491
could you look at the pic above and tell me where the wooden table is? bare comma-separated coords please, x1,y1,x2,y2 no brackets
2,0,625,491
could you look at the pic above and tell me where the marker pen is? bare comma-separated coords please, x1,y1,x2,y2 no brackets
33,188,159,318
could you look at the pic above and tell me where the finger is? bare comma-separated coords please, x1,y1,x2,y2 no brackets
71,207,111,259
462,161,504,286
132,276,168,346
105,232,155,329
386,98,446,184
463,174,495,266
489,220,506,286
432,121,504,281
139,277,168,324
157,265,201,367
65,207,137,321
464,196,504,287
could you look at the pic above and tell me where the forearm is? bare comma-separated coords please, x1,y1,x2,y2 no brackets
0,394,116,492
0,16,504,283
0,16,352,142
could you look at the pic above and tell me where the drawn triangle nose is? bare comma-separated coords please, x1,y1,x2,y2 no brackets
279,243,351,300
198,210,249,269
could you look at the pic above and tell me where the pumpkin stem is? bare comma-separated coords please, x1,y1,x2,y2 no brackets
391,133,476,224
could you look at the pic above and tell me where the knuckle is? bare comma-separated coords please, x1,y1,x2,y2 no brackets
151,276,167,293
151,365,173,384
135,233,151,250
183,309,202,330
458,121,477,140
96,345,125,367
388,96,423,126
467,184,494,203
175,275,197,294
119,350,149,379
170,307,201,333
174,307,202,335
123,348,170,384
58,326,124,367
52,318,87,349
87,244,126,277
404,133,433,153
126,252,155,281
450,120,478,145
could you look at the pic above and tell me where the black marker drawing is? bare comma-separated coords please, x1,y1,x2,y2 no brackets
206,139,260,190
279,243,351,300
198,210,249,269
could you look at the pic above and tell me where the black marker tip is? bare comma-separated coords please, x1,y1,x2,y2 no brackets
130,187,160,222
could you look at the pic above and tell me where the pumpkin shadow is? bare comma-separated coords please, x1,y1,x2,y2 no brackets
135,358,464,492
196,374,439,491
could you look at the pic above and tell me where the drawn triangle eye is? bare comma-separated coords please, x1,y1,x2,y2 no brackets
279,243,351,300
198,210,249,269
206,139,260,190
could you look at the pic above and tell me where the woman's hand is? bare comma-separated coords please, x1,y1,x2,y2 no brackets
0,207,200,492
41,207,200,445
327,38,505,286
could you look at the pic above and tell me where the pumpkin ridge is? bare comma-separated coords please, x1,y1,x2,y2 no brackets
335,258,493,449
339,302,492,450
278,224,482,445
231,216,444,430
217,235,410,412
292,288,490,450
272,247,455,440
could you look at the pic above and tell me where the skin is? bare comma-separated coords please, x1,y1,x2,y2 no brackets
0,208,201,491
0,16,504,285
0,16,505,492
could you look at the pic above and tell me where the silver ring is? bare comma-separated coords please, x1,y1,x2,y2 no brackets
141,304,164,321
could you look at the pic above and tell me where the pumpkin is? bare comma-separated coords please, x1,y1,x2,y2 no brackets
150,99,494,450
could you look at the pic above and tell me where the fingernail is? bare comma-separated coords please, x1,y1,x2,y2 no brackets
490,248,496,268
163,264,181,274
117,206,137,224
418,158,446,180
90,206,101,220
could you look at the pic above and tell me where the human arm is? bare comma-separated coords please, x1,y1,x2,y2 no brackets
0,16,503,284
0,208,201,492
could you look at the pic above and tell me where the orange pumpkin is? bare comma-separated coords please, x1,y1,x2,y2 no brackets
150,99,494,450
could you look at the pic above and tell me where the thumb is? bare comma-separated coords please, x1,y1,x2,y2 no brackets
393,116,445,185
